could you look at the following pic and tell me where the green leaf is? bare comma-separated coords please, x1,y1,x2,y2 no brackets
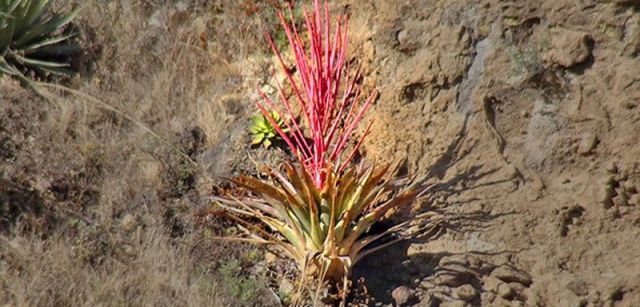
0,57,19,76
251,134,264,145
22,32,74,51
12,0,36,36
251,115,261,125
7,1,23,13
14,7,79,48
0,15,15,53
263,138,272,148
16,0,49,36
34,63,73,76
256,119,269,130
14,53,69,67
24,43,80,56
249,125,261,134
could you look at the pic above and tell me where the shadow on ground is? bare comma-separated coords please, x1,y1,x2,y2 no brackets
352,116,520,305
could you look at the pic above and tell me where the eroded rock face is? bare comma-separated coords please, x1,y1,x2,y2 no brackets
344,0,640,305
546,28,593,68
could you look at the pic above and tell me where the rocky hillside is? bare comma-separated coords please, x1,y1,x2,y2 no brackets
1,0,640,306
343,0,640,305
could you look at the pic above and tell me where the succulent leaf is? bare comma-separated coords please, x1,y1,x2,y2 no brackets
0,0,79,80
218,162,420,283
0,14,15,53
16,0,48,35
249,111,288,148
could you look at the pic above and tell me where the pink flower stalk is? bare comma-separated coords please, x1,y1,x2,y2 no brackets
257,0,377,189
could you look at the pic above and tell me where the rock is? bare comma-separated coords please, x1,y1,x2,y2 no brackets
483,276,504,292
567,278,589,296
481,291,496,303
600,184,616,209
577,132,597,155
436,264,476,287
491,265,533,286
417,293,439,307
604,283,625,301
619,206,630,216
438,272,467,287
466,255,483,269
440,300,467,307
623,182,637,195
616,170,629,182
524,289,545,306
614,58,640,110
491,297,513,307
509,282,525,293
454,284,478,302
606,206,620,220
497,283,516,299
439,255,470,267
420,279,436,289
503,164,522,181
396,20,425,52
547,28,592,68
479,262,497,275
612,194,629,207
392,286,415,306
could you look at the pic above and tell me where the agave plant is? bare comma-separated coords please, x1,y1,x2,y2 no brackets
250,111,288,148
0,0,80,79
215,161,421,282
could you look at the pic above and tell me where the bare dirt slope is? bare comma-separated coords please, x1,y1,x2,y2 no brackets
343,0,640,306
1,0,640,306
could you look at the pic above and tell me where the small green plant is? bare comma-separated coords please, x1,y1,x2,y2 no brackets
217,259,260,302
0,0,80,81
249,111,287,148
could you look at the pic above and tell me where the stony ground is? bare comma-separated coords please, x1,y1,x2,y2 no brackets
345,0,640,306
1,0,640,306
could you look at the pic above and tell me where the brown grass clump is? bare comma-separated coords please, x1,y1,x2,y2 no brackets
0,231,222,306
1,0,286,305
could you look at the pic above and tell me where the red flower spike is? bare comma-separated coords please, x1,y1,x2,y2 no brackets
257,0,377,189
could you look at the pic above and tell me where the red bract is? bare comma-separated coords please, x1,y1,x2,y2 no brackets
257,0,377,189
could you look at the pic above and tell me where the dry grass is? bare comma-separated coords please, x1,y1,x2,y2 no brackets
0,231,222,307
0,0,287,305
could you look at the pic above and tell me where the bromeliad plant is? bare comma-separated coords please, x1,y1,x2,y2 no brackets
0,0,80,80
256,0,377,189
216,161,421,282
216,0,423,296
